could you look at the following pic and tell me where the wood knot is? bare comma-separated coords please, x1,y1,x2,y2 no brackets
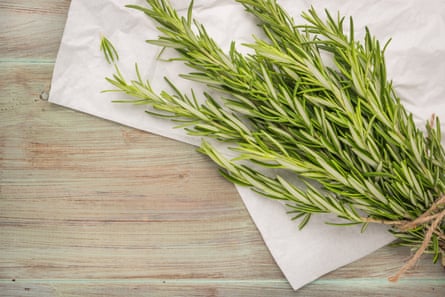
39,90,49,101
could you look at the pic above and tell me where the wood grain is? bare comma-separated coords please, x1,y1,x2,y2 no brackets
0,0,70,60
1,279,443,297
0,1,444,296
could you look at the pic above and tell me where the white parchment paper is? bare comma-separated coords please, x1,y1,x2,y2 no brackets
49,0,445,290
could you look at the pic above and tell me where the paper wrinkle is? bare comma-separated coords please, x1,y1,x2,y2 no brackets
49,0,445,290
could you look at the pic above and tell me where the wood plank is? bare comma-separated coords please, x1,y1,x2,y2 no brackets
0,0,70,60
0,279,443,297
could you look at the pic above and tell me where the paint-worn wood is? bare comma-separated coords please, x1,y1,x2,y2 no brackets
0,1,444,296
0,0,70,60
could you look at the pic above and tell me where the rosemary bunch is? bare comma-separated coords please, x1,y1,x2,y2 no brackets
101,0,445,280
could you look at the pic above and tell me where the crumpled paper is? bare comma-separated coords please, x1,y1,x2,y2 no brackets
49,0,445,290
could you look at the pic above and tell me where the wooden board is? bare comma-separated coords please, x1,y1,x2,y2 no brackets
0,1,444,296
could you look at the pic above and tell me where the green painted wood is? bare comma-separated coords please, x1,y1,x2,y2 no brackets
0,1,444,296
0,278,443,297
0,0,70,60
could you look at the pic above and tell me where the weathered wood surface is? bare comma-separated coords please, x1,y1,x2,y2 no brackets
0,1,444,296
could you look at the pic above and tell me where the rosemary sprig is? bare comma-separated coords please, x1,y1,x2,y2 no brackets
101,36,348,222
101,0,445,280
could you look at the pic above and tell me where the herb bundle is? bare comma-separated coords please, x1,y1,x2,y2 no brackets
101,0,445,281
